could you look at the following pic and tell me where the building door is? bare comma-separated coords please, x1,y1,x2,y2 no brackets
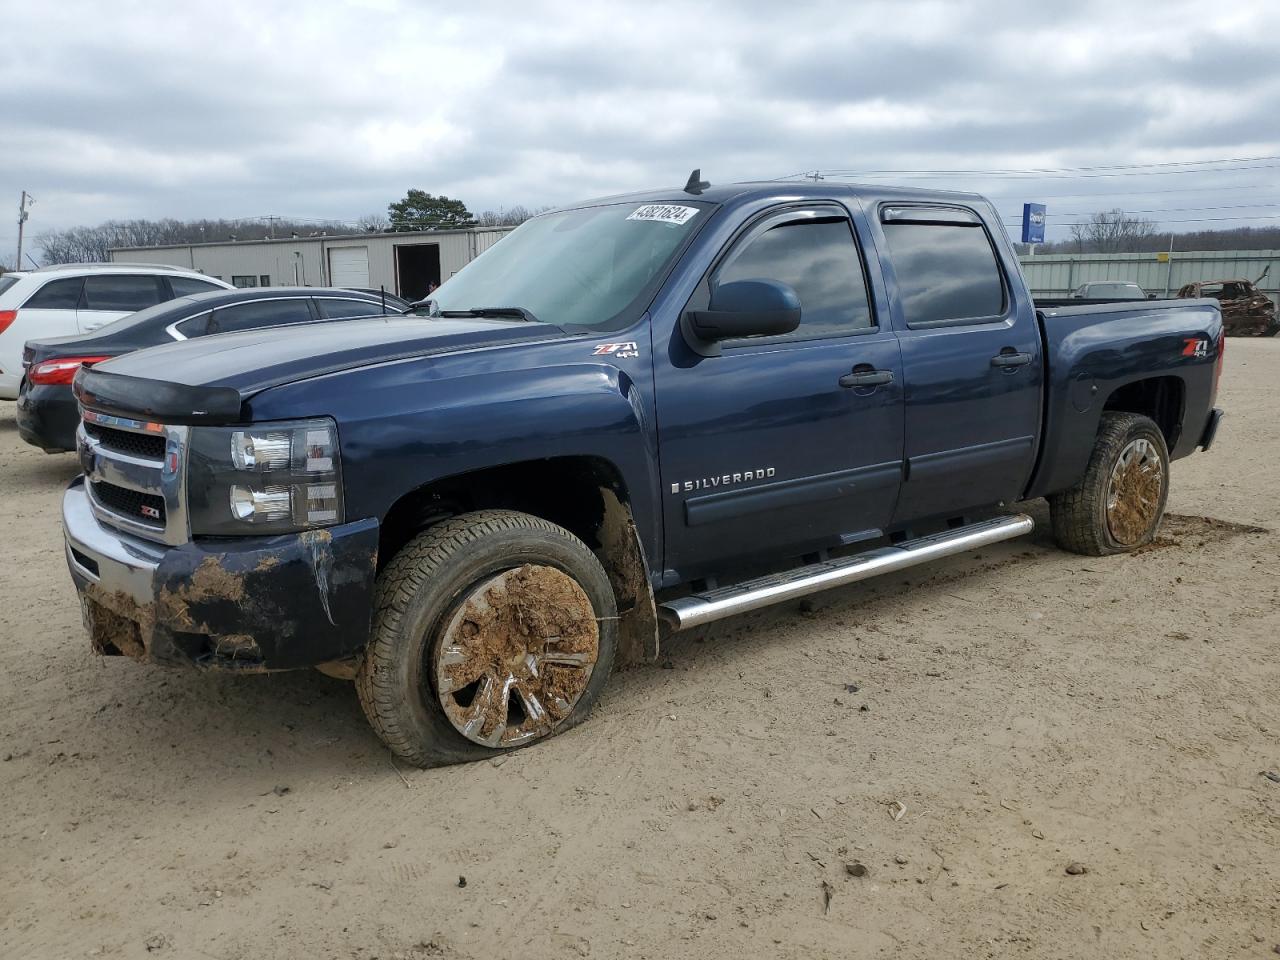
394,243,442,301
328,246,370,288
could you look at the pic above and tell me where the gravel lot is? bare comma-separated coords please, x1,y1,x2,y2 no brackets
2,339,1278,960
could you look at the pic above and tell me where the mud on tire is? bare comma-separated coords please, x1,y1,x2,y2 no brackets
355,510,618,768
1049,412,1170,557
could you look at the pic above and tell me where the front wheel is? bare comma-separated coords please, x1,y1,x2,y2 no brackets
1049,412,1170,556
356,510,618,767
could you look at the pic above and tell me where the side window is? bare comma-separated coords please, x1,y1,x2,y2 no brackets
174,311,213,338
316,298,387,320
716,218,872,339
209,298,313,334
23,277,85,309
169,276,225,297
881,220,1005,326
81,275,164,312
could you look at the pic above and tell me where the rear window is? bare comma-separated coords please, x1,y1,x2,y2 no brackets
0,276,20,297
882,221,1005,326
316,298,389,320
24,276,84,309
82,275,165,312
169,276,225,297
209,298,313,334
1086,282,1144,299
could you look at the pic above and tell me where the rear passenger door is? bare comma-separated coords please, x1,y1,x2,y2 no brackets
77,274,165,332
877,204,1042,524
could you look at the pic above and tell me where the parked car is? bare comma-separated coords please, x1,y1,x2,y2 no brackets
1071,281,1149,300
16,287,404,453
1176,277,1277,337
61,179,1223,768
0,264,232,400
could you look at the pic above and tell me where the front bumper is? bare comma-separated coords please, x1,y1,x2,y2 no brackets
16,383,80,453
63,478,380,671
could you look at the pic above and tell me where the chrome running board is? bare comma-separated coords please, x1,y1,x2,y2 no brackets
657,514,1034,631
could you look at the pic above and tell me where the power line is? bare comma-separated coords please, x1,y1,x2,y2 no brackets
822,163,1280,181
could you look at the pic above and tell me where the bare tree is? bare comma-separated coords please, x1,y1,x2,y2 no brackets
1069,208,1158,254
355,212,390,233
473,205,548,227
36,217,355,264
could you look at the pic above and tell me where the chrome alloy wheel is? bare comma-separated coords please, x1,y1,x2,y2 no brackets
431,564,599,748
1105,437,1165,545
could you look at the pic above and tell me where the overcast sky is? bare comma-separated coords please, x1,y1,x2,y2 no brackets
2,0,1279,259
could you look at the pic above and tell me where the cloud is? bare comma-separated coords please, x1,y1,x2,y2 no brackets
1,0,1278,251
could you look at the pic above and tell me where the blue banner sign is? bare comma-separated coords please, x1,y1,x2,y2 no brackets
1022,203,1046,244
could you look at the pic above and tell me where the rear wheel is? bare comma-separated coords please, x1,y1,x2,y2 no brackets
1049,412,1170,556
356,510,617,767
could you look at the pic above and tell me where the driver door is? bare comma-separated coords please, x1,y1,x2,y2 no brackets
653,205,905,580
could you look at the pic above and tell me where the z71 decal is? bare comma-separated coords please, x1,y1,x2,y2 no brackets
593,342,639,359
1182,337,1210,358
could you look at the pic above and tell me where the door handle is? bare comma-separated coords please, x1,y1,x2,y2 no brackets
991,350,1033,368
839,367,894,388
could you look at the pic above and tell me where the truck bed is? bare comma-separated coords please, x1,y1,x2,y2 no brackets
1025,297,1223,500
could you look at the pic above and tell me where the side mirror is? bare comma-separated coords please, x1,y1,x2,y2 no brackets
688,279,801,341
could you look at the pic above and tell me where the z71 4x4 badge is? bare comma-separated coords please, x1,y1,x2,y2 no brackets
1182,337,1210,358
593,341,639,359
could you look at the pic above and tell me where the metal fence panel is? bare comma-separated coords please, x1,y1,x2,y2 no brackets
1018,249,1280,306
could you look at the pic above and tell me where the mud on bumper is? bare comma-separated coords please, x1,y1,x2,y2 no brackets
63,478,379,671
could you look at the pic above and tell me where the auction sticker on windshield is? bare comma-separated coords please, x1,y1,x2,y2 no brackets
626,204,699,225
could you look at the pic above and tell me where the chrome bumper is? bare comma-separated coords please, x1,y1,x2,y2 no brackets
63,478,166,605
62,475,382,671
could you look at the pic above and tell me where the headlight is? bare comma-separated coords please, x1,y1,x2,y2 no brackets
187,418,344,536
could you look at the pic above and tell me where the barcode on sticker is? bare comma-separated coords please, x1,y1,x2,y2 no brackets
626,204,699,225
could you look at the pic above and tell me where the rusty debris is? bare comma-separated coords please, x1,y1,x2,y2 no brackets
1177,278,1278,337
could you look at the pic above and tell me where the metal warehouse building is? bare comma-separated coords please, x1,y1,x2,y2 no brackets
109,226,514,301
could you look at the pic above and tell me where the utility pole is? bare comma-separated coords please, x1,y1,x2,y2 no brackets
16,191,33,270
806,170,824,182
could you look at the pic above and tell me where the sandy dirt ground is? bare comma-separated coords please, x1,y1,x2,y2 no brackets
2,340,1278,960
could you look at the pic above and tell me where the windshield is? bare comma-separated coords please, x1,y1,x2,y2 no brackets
430,201,710,330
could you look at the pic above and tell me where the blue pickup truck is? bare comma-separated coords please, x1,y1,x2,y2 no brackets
63,177,1224,766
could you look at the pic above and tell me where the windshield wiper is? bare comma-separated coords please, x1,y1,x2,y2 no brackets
439,306,543,324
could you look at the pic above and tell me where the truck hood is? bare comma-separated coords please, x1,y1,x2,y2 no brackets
74,316,567,424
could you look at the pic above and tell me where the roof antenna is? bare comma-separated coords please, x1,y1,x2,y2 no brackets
683,168,710,195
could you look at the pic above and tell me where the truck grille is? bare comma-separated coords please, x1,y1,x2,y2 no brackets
90,480,166,526
84,422,167,461
78,410,189,545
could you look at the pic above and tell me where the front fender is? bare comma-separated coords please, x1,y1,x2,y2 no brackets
247,354,662,565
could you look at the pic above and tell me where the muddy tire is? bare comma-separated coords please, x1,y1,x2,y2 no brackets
1049,412,1170,556
355,510,617,768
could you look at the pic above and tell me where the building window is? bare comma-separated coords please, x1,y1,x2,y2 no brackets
260,274,271,287
231,275,258,288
